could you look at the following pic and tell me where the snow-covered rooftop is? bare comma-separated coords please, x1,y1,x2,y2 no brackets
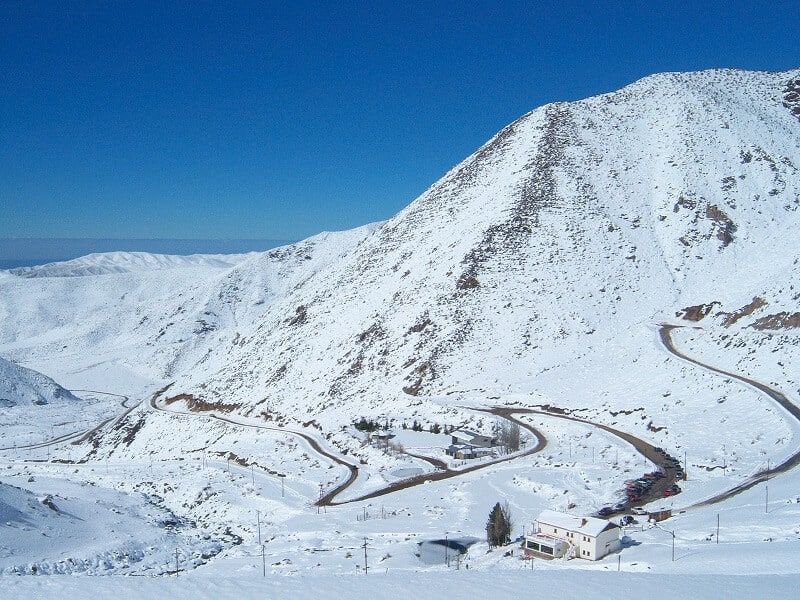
537,510,618,538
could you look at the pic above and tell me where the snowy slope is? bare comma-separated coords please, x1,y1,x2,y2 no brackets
0,226,377,394
0,355,79,407
157,68,800,429
8,251,249,278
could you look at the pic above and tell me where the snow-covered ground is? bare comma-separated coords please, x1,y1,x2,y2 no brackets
2,68,800,596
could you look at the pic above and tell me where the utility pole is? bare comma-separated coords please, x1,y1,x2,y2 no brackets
445,534,449,568
671,530,675,562
175,548,180,577
766,485,769,514
363,537,369,574
716,514,719,544
257,510,262,545
251,464,255,486
262,544,266,577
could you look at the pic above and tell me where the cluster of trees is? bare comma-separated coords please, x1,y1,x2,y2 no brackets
495,420,521,453
356,417,522,450
486,501,513,547
402,421,459,434
353,417,390,432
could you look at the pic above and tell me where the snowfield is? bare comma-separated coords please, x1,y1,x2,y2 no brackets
2,68,800,597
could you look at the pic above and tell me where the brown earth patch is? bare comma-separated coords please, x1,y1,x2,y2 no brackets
705,204,737,246
676,302,720,322
718,297,767,327
751,311,800,330
163,393,240,413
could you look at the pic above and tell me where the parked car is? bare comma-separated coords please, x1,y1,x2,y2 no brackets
597,506,615,516
631,506,649,515
613,501,628,512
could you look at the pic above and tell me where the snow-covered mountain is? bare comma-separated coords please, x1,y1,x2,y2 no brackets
0,356,79,407
8,251,249,278
1,68,799,432
165,67,800,425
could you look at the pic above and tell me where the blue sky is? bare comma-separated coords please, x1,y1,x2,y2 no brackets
2,1,799,242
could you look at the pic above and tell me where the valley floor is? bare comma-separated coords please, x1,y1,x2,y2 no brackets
2,325,800,598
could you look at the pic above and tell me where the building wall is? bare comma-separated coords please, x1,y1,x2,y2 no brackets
536,521,620,561
595,528,622,559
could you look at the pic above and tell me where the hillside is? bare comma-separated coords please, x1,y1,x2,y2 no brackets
162,68,800,428
1,68,800,588
0,356,79,407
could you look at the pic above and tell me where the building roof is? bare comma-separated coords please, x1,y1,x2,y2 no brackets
370,430,395,438
451,429,480,441
536,510,619,538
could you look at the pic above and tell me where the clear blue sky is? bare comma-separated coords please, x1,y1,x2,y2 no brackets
2,1,798,241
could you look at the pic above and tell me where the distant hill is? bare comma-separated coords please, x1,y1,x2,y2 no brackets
0,356,80,407
0,238,294,268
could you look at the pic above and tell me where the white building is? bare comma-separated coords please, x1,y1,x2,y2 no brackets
522,510,621,561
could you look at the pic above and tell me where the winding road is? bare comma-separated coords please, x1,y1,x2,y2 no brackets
11,328,798,514
343,411,547,504
659,324,800,507
0,389,134,452
149,390,548,506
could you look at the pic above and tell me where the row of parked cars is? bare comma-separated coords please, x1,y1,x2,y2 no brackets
624,470,665,502
657,448,685,480
597,448,687,518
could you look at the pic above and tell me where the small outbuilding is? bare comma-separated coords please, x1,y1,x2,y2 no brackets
522,510,621,561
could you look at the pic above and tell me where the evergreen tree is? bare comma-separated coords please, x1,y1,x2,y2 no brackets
486,501,513,546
